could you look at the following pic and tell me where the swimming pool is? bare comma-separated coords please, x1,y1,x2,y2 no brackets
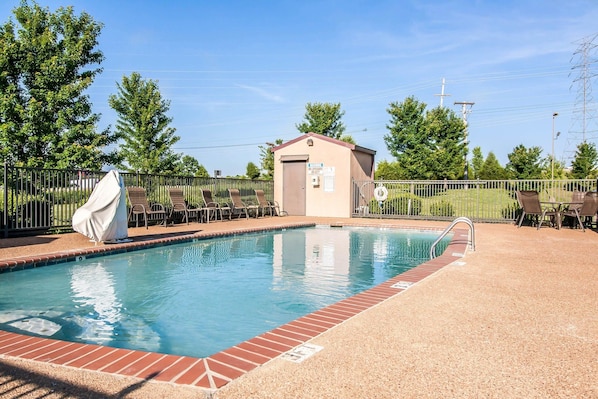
0,225,449,359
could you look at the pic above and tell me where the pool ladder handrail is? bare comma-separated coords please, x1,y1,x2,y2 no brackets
430,216,476,259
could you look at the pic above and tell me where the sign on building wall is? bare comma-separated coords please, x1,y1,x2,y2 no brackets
323,167,335,192
307,162,324,175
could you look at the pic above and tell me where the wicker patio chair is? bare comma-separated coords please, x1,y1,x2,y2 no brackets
254,189,281,217
201,188,230,222
126,186,167,229
516,190,559,229
562,191,598,232
168,187,202,224
228,188,258,219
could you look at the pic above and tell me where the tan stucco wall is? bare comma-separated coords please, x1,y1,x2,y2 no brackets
273,135,374,218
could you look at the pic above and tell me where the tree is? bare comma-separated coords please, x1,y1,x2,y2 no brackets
296,102,346,139
374,160,403,180
195,164,209,178
246,162,261,179
471,147,484,179
175,155,209,177
478,152,508,179
505,144,543,179
339,135,356,144
384,96,466,180
258,138,283,180
570,141,598,179
0,1,119,169
109,72,180,174
540,155,566,180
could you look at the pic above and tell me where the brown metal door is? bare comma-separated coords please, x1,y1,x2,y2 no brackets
282,161,306,215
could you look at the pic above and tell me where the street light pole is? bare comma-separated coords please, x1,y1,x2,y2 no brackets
551,112,559,198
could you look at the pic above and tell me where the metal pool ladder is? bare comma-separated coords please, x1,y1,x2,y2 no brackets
430,216,476,259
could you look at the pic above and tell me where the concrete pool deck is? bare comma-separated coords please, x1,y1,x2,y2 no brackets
0,216,596,398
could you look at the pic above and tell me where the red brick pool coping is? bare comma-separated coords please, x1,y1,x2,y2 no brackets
0,223,470,393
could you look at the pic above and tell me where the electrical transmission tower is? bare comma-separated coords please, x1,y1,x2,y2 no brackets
454,101,475,180
567,33,598,157
435,78,451,108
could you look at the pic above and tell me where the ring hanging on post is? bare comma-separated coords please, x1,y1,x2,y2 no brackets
373,185,388,202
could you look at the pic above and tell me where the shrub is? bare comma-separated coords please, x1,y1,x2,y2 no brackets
50,188,92,205
429,200,455,217
501,201,520,221
369,193,422,215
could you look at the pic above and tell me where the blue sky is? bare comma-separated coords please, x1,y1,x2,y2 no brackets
2,0,598,176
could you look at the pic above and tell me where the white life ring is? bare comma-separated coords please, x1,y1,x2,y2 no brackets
374,185,388,202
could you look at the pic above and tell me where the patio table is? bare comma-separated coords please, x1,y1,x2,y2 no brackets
544,201,584,230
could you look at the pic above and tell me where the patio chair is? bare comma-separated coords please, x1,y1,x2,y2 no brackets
561,191,598,232
168,187,202,224
254,189,281,217
201,188,230,222
516,190,559,229
228,188,259,219
566,190,585,213
126,186,168,229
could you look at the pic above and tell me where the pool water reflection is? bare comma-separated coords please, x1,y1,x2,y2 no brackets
0,226,448,358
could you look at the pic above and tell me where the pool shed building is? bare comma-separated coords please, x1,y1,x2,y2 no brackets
272,133,376,217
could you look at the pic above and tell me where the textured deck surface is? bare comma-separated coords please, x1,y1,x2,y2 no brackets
0,216,596,399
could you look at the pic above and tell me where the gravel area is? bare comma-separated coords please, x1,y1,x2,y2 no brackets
0,217,596,399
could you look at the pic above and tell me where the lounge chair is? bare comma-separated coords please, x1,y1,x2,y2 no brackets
168,187,202,224
561,191,598,231
201,188,230,222
254,189,280,217
126,186,168,229
516,190,559,229
228,188,258,219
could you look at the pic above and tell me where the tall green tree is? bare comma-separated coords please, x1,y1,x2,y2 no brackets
384,96,466,180
478,151,508,179
246,161,260,179
109,72,180,174
258,138,283,180
0,1,119,169
505,144,543,179
471,146,484,179
570,141,598,179
296,102,346,139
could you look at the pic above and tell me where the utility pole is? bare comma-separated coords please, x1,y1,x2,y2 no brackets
435,78,451,108
454,101,475,180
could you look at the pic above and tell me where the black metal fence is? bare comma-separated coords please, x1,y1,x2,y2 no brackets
1,164,274,237
3,163,597,236
352,178,598,223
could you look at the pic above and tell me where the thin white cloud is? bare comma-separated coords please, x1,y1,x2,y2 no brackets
236,84,286,103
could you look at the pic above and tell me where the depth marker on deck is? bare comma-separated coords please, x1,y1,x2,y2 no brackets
391,281,414,290
281,343,323,363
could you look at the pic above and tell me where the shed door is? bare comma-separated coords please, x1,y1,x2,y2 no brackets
282,161,306,216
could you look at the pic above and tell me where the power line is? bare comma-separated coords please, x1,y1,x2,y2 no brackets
173,142,266,150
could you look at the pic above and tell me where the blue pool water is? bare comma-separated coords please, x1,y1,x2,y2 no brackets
0,226,448,358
